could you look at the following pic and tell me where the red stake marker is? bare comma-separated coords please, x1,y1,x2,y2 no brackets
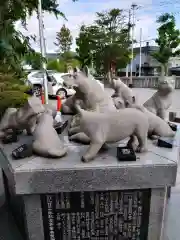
41,94,45,104
56,96,62,111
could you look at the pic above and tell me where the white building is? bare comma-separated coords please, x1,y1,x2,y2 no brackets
168,57,180,68
120,42,180,76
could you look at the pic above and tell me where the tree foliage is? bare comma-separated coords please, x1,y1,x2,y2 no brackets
54,24,73,53
24,52,45,70
76,8,131,76
0,0,76,75
152,13,180,75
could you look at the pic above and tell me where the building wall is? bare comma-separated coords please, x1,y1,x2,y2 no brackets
168,57,180,68
121,52,160,73
121,51,180,73
121,53,147,72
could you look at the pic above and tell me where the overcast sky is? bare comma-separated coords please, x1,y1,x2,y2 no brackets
15,0,180,53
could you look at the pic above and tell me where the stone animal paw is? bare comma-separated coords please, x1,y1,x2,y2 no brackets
81,155,93,163
136,146,147,153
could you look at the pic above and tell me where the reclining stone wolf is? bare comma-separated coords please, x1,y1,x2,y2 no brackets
126,103,175,139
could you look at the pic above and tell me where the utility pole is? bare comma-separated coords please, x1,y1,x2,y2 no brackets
38,0,49,104
129,3,137,87
139,28,142,77
126,9,131,77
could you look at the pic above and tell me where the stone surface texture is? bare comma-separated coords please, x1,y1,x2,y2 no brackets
0,88,180,239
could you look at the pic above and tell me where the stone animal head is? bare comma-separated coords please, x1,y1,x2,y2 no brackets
113,97,125,109
112,77,122,90
158,77,175,95
16,96,45,122
64,66,103,99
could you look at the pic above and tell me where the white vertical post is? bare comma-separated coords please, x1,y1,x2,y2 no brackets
126,65,128,77
130,4,136,85
139,28,142,77
38,0,49,104
126,10,131,78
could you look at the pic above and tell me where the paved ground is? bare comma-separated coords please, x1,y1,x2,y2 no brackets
0,88,180,239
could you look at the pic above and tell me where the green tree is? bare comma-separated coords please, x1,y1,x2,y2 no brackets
54,24,73,53
76,25,93,67
76,9,131,80
152,13,180,76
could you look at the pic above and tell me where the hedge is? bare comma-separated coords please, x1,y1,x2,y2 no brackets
0,74,29,119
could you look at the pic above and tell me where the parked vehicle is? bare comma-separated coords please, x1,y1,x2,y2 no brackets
47,73,75,98
26,70,75,98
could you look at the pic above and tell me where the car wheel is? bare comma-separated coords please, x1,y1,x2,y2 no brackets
56,88,67,99
33,85,42,97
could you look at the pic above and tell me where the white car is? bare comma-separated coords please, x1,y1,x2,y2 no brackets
26,70,104,98
47,73,76,98
26,70,75,98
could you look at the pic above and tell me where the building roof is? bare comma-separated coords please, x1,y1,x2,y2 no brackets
170,67,180,71
134,45,159,54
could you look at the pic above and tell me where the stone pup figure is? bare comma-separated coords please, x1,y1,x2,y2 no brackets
32,109,67,158
111,78,136,107
143,77,174,119
74,103,148,162
0,96,45,137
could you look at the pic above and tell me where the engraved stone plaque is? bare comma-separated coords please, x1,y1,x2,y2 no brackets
41,189,151,240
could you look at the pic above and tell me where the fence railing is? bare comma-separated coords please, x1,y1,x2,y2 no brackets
120,76,180,89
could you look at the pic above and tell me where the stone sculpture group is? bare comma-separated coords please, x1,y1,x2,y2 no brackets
0,66,175,162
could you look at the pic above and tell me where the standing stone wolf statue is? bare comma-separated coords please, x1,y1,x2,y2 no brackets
74,102,148,162
63,66,117,144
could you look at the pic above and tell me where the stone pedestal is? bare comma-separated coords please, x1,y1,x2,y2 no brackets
0,205,23,240
0,129,179,240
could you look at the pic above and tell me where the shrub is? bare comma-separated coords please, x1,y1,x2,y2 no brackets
47,59,66,72
47,58,80,73
0,91,28,119
0,74,29,119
